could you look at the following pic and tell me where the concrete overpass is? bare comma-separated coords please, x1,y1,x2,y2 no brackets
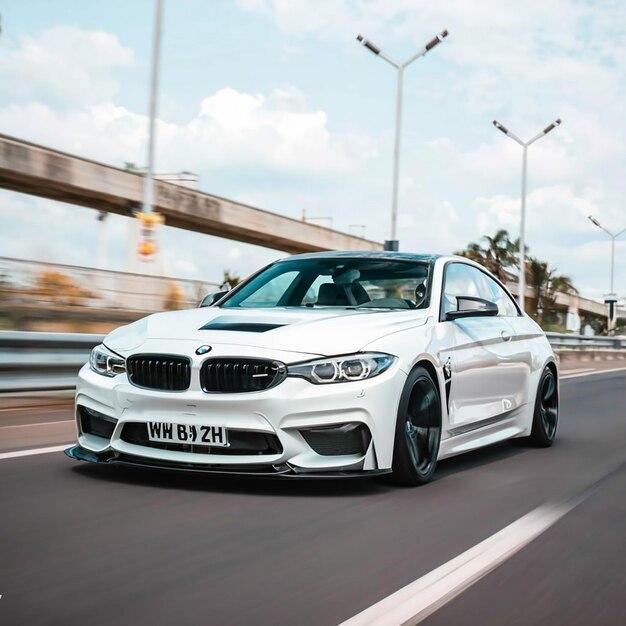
0,134,383,254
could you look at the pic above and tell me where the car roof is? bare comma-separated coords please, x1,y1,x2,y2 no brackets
278,251,443,263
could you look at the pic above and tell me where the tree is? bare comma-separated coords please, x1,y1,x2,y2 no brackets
31,270,93,306
455,229,518,282
455,241,486,265
221,269,241,290
482,229,519,281
163,281,186,311
526,257,577,325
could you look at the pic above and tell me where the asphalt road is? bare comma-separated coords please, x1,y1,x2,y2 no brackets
1,369,625,625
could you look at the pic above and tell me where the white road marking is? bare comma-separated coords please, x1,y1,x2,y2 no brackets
0,420,74,429
0,445,70,461
339,500,579,626
561,366,626,380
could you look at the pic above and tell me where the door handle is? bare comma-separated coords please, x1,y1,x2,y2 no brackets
501,330,512,342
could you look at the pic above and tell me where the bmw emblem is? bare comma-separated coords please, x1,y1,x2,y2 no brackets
195,345,212,355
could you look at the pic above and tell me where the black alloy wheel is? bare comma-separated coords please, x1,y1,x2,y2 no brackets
529,367,559,447
392,366,442,486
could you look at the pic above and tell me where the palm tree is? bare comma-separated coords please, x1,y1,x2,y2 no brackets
526,257,577,324
526,257,549,320
456,229,518,282
482,229,518,281
454,241,487,265
222,269,241,290
551,275,577,296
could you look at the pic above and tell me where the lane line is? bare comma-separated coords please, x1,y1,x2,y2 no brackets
339,500,579,626
0,444,71,461
561,366,626,380
0,419,74,429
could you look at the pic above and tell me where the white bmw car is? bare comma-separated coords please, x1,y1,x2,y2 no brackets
66,252,558,485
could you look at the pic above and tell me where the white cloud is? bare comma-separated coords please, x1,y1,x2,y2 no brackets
470,184,626,295
0,27,134,108
0,23,375,176
186,86,377,173
0,87,375,177
472,185,598,238
237,0,366,36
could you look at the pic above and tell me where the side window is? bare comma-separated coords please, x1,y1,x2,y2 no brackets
441,263,493,317
237,271,298,307
485,276,520,317
442,263,519,318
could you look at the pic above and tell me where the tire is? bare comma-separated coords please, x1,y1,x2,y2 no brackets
529,366,559,447
391,366,442,486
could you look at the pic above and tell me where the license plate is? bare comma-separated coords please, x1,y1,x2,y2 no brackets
147,422,228,447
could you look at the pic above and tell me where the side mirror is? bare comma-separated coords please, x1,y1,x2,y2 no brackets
199,291,229,307
445,296,498,321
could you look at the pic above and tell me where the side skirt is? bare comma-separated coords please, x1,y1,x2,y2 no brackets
438,410,526,460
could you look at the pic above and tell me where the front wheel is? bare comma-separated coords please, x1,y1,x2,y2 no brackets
529,367,559,447
391,366,442,486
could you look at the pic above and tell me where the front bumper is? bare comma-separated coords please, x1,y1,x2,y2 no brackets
69,349,406,477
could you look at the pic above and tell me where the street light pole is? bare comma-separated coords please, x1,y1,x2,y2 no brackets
520,144,528,312
493,118,562,313
143,0,163,217
357,30,448,251
391,65,404,248
588,215,626,330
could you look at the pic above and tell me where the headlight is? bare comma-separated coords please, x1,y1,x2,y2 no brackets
288,352,396,384
89,344,126,377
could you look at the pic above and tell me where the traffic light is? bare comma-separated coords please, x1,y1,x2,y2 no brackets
136,212,164,259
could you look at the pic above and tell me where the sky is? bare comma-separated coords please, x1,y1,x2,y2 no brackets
0,0,625,300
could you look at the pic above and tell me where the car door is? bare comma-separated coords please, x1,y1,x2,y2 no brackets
438,262,529,432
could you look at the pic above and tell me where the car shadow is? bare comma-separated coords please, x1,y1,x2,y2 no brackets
70,439,531,496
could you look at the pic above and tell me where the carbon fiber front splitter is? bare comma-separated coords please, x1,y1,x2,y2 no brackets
64,445,391,479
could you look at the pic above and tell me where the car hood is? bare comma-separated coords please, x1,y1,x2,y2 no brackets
104,306,430,358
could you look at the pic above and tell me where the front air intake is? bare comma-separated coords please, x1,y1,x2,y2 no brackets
126,355,191,391
78,405,117,439
300,423,371,456
200,358,286,393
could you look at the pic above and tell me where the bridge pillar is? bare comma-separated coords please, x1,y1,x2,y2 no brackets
566,295,581,333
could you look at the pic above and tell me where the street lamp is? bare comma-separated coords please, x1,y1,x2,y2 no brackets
357,30,449,251
492,118,562,313
588,215,625,331
143,0,163,218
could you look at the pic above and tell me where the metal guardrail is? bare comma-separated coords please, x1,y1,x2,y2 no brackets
544,332,624,349
0,331,103,392
1,330,625,393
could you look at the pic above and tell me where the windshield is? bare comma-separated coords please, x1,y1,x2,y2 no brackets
221,257,431,310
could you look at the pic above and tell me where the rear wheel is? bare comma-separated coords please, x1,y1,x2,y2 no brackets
529,367,559,447
391,366,441,486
